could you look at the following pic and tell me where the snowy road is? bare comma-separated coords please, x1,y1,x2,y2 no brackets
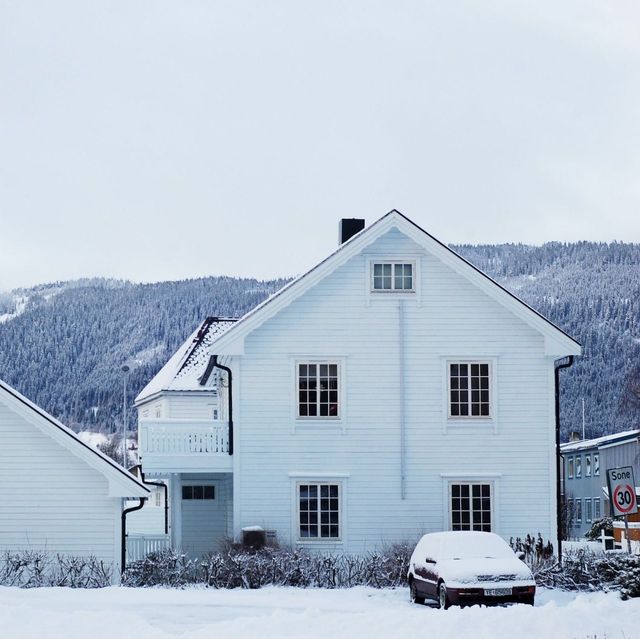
1,585,639,639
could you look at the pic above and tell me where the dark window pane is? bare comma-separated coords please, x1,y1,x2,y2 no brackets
204,486,215,499
182,486,192,500
193,486,204,499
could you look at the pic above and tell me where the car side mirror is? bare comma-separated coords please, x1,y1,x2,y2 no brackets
516,551,526,561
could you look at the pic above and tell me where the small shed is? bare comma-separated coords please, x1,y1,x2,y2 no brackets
0,379,149,582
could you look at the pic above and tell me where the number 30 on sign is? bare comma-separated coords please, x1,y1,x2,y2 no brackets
607,467,638,516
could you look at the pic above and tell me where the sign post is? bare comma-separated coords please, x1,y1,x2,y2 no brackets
606,467,638,554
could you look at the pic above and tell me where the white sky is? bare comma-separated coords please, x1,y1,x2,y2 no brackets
1,1,639,292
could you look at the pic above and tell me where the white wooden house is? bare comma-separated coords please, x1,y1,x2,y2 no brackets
135,210,581,556
0,378,149,580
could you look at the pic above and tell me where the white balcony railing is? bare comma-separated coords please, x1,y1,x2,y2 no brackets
126,533,171,562
138,419,232,473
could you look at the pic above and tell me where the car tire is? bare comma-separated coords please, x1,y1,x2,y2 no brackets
438,582,450,610
409,579,425,605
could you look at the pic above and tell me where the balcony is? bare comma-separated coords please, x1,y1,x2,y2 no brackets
138,419,232,474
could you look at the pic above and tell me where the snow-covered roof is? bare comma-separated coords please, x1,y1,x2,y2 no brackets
135,317,237,405
0,379,149,498
205,210,582,358
560,429,640,453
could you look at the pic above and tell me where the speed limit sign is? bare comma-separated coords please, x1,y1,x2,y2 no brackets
607,467,638,516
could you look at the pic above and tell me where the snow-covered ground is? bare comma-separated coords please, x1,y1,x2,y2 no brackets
1,586,639,639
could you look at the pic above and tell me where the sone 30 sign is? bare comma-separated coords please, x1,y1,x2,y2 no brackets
606,467,638,517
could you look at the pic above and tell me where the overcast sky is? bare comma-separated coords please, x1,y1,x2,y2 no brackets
1,1,639,292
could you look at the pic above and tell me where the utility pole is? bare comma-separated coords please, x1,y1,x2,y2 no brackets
582,397,586,440
122,365,130,468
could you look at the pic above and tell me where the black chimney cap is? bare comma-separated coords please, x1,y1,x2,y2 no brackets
339,219,365,244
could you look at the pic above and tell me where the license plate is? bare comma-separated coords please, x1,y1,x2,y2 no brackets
485,588,512,596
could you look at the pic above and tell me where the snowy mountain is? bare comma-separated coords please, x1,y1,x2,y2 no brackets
0,241,637,441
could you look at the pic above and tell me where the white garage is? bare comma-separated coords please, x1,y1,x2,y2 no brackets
0,379,149,582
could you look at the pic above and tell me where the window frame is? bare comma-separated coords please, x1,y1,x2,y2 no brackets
567,457,574,479
444,359,496,429
593,453,600,476
575,499,582,523
296,482,341,541
448,481,493,532
585,454,592,477
295,360,342,421
594,498,601,520
575,456,582,479
585,498,592,523
370,260,416,293
289,473,348,546
181,484,216,501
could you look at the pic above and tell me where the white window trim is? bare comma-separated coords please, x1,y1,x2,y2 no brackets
290,357,347,431
575,456,582,479
593,453,600,476
365,257,422,305
441,357,498,433
585,498,592,523
585,454,592,477
567,456,574,479
289,474,348,546
441,473,500,534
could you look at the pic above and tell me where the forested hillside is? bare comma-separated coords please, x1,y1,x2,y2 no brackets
0,241,638,441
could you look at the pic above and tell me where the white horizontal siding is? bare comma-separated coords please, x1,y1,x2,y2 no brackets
0,402,118,564
234,227,557,551
167,395,218,419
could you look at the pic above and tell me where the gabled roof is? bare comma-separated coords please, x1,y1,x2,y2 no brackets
560,429,640,453
0,379,149,498
135,317,237,405
207,210,581,357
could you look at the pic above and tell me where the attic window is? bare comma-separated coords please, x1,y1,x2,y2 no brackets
371,262,414,292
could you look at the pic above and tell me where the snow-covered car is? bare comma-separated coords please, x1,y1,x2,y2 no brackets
407,531,536,608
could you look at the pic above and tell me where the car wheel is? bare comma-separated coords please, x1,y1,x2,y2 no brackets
438,582,450,610
409,579,425,605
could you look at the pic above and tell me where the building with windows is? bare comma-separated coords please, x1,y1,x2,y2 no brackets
134,210,580,557
561,430,640,539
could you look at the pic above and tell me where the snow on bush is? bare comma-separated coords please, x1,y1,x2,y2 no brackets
123,544,412,589
0,551,112,588
534,548,640,598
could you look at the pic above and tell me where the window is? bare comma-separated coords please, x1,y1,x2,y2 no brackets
575,499,582,523
594,498,601,520
297,362,339,418
449,362,491,417
450,483,492,532
585,454,591,477
298,483,340,539
182,485,215,500
585,498,592,523
567,498,574,520
594,453,600,476
575,456,582,479
371,262,414,292
567,457,574,479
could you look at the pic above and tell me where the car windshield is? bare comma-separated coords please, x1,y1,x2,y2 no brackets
433,533,513,560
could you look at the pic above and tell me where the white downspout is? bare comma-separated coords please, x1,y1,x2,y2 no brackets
399,300,406,499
